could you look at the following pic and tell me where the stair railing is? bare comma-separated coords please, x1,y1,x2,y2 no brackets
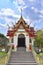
0,46,12,65
32,47,43,65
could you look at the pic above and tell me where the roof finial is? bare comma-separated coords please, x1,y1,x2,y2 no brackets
21,8,22,17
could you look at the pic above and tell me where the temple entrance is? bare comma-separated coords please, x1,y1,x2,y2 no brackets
18,34,25,47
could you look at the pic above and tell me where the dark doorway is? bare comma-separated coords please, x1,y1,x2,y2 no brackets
18,34,25,47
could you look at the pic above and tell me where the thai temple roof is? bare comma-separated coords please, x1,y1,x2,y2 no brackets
7,10,36,37
19,15,24,22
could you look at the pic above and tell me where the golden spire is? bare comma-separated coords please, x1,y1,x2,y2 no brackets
19,8,24,22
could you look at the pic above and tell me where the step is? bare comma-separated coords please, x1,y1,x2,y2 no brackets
7,47,38,65
7,63,38,65
8,61,36,63
8,59,35,62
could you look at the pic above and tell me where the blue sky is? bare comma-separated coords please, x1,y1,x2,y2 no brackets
0,0,43,35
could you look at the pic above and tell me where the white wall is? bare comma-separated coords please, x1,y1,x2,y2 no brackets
14,35,18,47
25,36,29,47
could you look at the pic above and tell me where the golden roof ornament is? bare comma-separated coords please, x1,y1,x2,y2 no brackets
19,8,24,22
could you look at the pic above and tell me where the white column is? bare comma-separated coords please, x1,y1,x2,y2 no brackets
31,38,34,46
9,38,11,43
25,36,29,52
14,36,18,51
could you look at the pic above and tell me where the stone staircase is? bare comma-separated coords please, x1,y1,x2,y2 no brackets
7,47,38,65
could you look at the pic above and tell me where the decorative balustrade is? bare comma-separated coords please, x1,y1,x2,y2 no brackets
0,46,12,65
32,47,43,65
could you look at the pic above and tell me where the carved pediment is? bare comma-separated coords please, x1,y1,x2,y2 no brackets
19,24,24,29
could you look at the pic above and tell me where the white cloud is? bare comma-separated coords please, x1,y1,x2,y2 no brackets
22,6,28,10
31,6,35,9
13,0,25,6
0,22,7,28
28,0,36,2
39,15,43,19
40,0,43,7
31,6,39,12
31,6,43,20
17,0,25,5
0,8,20,18
18,5,28,13
30,23,34,27
0,17,16,29
0,1,26,34
23,16,33,25
39,10,43,14
4,17,15,25
13,0,27,13
0,8,21,28
31,6,43,15
1,8,14,15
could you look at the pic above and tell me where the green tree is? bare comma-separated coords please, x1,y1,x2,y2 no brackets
34,30,43,49
0,33,9,47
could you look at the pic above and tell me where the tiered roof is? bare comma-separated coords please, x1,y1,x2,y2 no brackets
7,15,36,37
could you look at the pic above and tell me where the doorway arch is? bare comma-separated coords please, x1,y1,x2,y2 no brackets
18,34,25,47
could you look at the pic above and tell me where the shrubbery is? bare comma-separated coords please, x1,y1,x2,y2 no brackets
34,30,43,53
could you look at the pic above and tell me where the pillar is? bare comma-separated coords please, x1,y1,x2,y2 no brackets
30,38,35,51
14,35,18,51
29,38,32,51
32,38,35,46
25,36,29,52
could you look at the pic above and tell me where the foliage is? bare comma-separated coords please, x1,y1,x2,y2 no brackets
0,33,9,47
0,52,7,57
34,30,43,49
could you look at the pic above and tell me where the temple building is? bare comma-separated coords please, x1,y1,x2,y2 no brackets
7,14,36,52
